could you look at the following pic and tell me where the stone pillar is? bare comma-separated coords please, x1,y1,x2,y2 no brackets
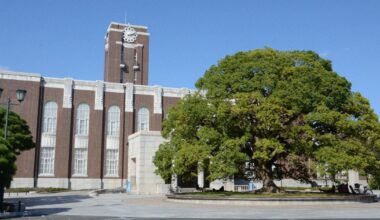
171,158,178,192
225,177,235,191
171,173,178,192
348,170,359,186
197,163,204,188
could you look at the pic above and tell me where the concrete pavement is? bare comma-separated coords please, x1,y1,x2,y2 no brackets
5,191,380,219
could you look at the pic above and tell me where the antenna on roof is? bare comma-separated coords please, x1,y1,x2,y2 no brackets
124,12,127,24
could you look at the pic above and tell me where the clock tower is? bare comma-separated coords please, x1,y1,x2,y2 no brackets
104,22,149,85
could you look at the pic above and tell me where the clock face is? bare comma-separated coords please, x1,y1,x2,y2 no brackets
123,27,138,43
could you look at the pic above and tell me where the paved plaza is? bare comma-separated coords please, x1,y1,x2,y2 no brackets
4,191,380,219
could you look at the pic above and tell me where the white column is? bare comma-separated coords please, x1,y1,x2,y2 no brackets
94,80,104,110
153,86,162,114
171,173,178,191
63,78,73,108
170,158,178,192
348,170,360,186
197,163,204,188
125,83,134,112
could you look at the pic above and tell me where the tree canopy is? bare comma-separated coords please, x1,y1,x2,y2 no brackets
154,48,380,192
0,107,35,212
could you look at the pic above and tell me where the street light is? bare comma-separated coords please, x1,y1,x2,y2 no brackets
16,89,27,103
0,88,27,139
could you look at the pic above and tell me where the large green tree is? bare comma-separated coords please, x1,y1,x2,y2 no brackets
0,108,35,212
154,48,380,193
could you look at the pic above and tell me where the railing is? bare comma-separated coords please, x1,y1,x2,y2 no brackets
234,185,249,192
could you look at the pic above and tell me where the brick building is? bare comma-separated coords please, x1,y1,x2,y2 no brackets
0,22,192,193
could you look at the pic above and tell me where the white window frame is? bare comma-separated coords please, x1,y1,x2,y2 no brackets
137,107,149,131
39,146,55,175
39,101,58,176
107,106,120,136
105,148,119,176
76,104,90,136
105,106,120,176
73,148,88,176
42,101,58,134
73,103,90,176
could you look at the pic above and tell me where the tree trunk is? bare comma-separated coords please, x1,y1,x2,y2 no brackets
260,164,281,193
0,184,4,213
262,177,280,193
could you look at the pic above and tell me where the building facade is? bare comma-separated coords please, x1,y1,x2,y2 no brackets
0,22,191,192
0,22,367,193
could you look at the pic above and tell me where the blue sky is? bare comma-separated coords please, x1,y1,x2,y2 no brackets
0,0,379,115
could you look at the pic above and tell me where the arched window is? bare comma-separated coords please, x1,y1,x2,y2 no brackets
105,106,120,176
76,104,90,135
73,103,90,176
42,101,58,134
137,107,149,131
107,106,120,136
39,101,58,175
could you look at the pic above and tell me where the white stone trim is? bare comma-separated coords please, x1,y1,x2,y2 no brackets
95,80,104,110
63,78,73,108
128,130,162,139
106,136,119,149
134,84,155,96
74,135,89,148
108,28,149,36
37,178,69,188
104,174,119,178
104,82,124,93
109,22,148,30
136,32,150,36
43,77,65,89
102,178,123,189
107,28,150,36
70,178,101,190
114,42,144,48
154,86,163,114
73,80,97,91
71,174,88,178
162,87,193,98
0,70,41,82
10,178,34,188
125,83,134,112
122,43,134,48
38,174,55,177
123,43,144,48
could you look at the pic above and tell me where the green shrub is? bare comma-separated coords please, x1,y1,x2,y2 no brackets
368,176,380,190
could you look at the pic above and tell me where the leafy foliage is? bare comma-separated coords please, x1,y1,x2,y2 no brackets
0,108,35,187
0,139,16,188
154,48,380,192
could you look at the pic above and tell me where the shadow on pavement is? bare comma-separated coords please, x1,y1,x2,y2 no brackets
27,207,72,217
0,208,72,219
4,194,90,217
5,194,91,207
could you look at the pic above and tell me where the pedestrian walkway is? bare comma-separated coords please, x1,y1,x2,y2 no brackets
5,191,380,219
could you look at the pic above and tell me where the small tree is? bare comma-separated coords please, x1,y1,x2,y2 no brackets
0,108,35,212
154,48,380,193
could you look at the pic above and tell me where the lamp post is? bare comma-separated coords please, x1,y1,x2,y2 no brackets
0,88,27,139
